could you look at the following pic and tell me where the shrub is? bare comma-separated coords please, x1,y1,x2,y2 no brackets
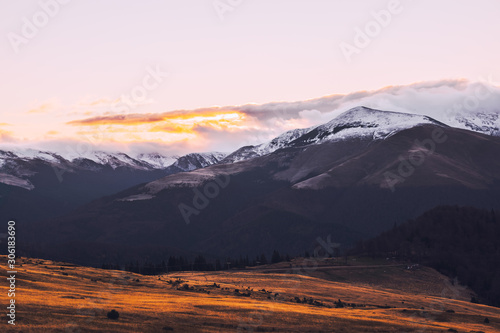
107,310,119,320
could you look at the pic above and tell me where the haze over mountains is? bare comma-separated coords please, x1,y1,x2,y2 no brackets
3,106,499,266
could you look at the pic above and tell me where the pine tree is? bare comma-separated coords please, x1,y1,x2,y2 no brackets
271,250,282,263
260,254,268,265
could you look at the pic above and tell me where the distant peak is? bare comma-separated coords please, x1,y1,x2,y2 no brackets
330,106,444,126
338,106,413,118
288,106,448,145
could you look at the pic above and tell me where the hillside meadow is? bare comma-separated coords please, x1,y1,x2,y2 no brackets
1,256,499,332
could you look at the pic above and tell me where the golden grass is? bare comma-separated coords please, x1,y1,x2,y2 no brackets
1,256,499,332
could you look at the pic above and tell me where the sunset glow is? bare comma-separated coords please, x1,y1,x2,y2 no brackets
65,111,248,145
1,0,500,154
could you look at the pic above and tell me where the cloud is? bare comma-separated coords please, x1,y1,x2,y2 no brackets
67,113,166,126
73,95,157,117
66,110,249,142
240,78,499,128
7,78,500,156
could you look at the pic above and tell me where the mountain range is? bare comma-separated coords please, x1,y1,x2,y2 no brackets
4,106,499,266
0,149,226,224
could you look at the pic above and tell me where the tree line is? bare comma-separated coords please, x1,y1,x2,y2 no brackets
101,250,292,275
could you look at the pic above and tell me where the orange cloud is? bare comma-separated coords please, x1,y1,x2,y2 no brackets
67,109,244,125
149,124,193,134
64,109,248,146
67,113,165,126
67,110,246,131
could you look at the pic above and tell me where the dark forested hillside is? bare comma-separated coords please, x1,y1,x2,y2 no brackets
353,206,500,306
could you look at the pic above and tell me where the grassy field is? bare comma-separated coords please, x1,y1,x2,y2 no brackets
1,256,499,332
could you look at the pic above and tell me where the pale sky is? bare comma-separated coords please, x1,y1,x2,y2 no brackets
1,0,499,155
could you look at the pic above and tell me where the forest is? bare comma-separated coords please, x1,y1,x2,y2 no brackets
353,205,500,306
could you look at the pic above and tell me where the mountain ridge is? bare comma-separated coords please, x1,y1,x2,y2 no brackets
0,150,227,190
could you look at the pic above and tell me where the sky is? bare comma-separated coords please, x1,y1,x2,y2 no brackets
1,0,500,156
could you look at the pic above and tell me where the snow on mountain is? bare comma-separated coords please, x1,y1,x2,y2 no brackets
452,112,500,136
1,105,496,191
291,106,446,146
173,152,227,171
76,152,151,170
0,151,14,168
68,151,226,171
135,153,178,169
255,128,313,155
0,149,226,171
221,127,311,163
0,173,34,190
0,149,227,190
222,106,444,164
6,148,62,163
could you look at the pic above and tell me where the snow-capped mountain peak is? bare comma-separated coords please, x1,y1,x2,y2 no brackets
322,106,445,137
290,106,446,146
220,106,450,164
